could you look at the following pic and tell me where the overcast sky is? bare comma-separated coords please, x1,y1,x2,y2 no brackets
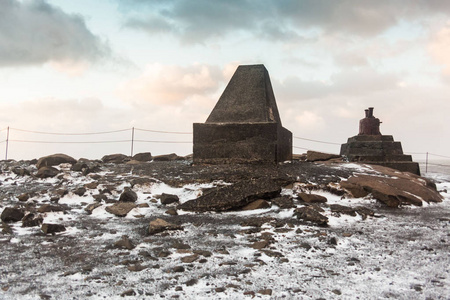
1,0,449,161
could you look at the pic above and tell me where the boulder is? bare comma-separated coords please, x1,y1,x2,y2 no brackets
101,154,130,164
329,204,356,216
119,187,138,202
297,192,327,203
294,206,328,226
36,153,76,169
132,152,152,162
148,218,183,235
1,207,25,222
22,213,43,227
178,177,293,212
241,199,271,210
35,166,60,178
340,165,443,207
41,223,66,234
12,167,30,176
306,151,341,162
105,202,137,217
152,153,184,161
160,193,179,205
37,204,65,213
73,187,87,196
71,158,100,174
17,193,30,202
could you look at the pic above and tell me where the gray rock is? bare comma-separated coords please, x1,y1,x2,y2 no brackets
119,187,138,202
330,204,356,216
36,153,77,169
101,154,130,164
294,206,328,226
105,202,137,217
132,152,152,162
41,223,66,234
114,235,135,250
35,166,59,178
1,207,25,223
297,192,328,203
160,193,179,205
22,213,43,227
178,177,292,212
148,218,183,235
73,187,87,196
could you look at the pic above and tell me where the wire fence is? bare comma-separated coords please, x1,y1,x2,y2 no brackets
0,126,449,173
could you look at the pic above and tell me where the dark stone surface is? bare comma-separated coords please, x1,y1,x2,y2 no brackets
41,223,66,234
1,207,25,223
101,154,130,164
36,153,77,169
119,187,138,202
35,166,60,178
132,152,152,162
178,176,292,212
193,64,292,164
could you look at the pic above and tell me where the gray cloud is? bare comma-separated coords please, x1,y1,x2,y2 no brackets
119,0,450,44
0,0,109,67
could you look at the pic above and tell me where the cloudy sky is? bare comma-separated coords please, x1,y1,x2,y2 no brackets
1,0,449,161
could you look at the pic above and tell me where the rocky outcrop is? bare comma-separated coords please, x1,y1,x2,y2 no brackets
148,218,183,235
306,151,341,162
152,153,184,162
36,153,77,169
178,177,293,212
160,193,179,205
101,154,130,164
340,165,443,207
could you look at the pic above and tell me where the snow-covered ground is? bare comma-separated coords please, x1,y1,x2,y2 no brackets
0,161,449,299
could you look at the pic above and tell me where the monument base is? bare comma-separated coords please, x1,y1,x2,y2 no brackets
193,122,292,164
340,135,420,175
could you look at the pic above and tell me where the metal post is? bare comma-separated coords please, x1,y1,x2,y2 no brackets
131,127,135,157
426,152,428,173
5,126,9,160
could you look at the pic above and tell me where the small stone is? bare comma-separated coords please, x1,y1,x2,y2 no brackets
250,240,269,250
257,289,272,296
120,289,136,297
297,192,327,203
73,187,87,196
85,203,102,214
181,255,198,263
241,199,271,210
165,208,178,215
35,166,59,178
148,218,183,235
294,206,328,226
185,279,198,286
160,193,179,205
332,289,342,295
17,193,30,202
172,266,185,273
330,204,356,216
114,236,135,250
127,264,146,272
22,213,43,227
38,204,64,213
215,287,225,293
105,202,137,217
41,223,66,234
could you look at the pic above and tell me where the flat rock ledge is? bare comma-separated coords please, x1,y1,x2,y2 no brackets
340,165,443,207
178,177,293,212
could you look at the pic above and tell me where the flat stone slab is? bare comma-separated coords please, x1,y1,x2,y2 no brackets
178,177,293,212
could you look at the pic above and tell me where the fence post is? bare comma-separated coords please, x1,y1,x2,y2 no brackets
425,152,428,173
131,127,135,157
5,126,9,160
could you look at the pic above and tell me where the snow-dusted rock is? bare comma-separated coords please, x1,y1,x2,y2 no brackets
36,153,76,169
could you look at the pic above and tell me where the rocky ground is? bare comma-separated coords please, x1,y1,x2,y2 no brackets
0,154,449,299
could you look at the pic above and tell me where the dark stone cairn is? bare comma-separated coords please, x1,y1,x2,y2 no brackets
193,64,292,164
340,107,421,175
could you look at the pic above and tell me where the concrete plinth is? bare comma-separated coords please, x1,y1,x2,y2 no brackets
340,135,420,175
193,64,292,164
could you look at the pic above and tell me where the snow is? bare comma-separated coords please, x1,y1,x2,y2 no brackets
0,162,449,299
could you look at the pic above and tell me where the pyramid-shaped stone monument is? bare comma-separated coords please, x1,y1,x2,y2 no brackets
193,64,292,164
340,107,420,175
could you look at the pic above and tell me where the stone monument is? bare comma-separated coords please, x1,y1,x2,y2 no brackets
340,107,420,175
193,64,292,164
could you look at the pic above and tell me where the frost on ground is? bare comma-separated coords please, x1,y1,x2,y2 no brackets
0,160,449,299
